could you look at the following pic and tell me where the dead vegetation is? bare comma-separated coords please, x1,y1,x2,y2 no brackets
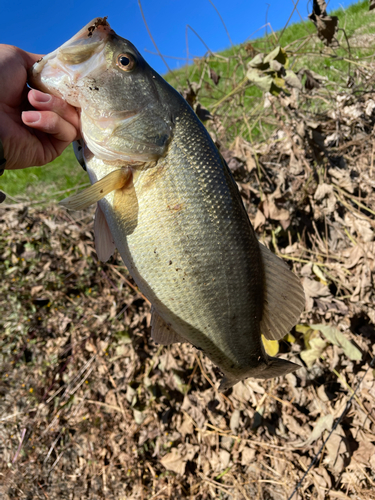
1,2,375,499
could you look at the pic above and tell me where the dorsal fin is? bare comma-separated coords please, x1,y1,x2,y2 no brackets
94,204,116,262
150,307,186,345
259,243,305,341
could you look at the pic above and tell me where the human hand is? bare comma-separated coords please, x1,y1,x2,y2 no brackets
0,45,80,170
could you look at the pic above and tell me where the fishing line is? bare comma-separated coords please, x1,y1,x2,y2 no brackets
287,353,375,500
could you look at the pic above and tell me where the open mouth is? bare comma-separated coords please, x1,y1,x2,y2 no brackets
28,18,113,100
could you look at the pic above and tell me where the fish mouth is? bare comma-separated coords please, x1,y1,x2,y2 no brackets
29,17,173,163
28,17,113,105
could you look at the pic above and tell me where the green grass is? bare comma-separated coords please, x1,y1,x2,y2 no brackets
1,144,87,203
2,0,374,202
169,1,374,132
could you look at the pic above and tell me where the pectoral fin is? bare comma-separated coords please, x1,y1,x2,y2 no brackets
59,168,131,211
94,204,116,262
259,242,305,341
151,307,185,345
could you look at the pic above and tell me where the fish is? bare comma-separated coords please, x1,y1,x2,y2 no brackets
29,17,305,391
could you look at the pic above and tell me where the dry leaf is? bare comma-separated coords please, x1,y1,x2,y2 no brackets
352,440,375,465
161,444,199,475
293,414,333,447
311,324,362,361
308,0,339,46
300,337,327,367
262,335,279,356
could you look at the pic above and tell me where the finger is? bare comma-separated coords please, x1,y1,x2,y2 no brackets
22,110,78,144
28,89,81,132
17,48,45,68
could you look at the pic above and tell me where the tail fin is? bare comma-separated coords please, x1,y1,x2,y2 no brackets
219,375,239,392
258,242,305,341
255,357,300,380
218,357,300,392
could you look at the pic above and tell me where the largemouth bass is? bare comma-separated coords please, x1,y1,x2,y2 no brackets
29,18,305,391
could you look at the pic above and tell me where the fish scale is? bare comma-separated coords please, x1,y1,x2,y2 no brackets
29,17,305,390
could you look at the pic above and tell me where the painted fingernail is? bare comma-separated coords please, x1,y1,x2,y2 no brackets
22,111,41,124
34,91,51,103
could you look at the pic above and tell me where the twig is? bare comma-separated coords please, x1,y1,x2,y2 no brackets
75,397,124,413
44,433,62,464
144,50,195,61
276,253,338,268
149,486,168,500
207,0,233,46
186,24,214,57
333,185,375,217
332,368,375,427
244,23,278,44
12,428,27,463
335,193,375,227
109,265,150,304
49,450,65,473
194,353,215,389
278,0,300,43
138,0,172,74
199,473,232,493
0,408,37,422
210,77,248,113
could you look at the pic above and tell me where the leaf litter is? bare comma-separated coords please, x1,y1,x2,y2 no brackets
1,3,375,499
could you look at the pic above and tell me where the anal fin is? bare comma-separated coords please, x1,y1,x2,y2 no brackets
151,307,185,345
259,243,305,341
94,204,116,262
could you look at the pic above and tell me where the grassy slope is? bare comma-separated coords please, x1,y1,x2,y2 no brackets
165,0,374,140
0,0,372,202
1,144,87,202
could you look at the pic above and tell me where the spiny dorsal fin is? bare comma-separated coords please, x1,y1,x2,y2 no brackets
259,242,305,341
151,307,186,345
59,168,131,211
94,204,116,262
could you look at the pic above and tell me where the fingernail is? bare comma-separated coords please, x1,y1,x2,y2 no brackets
33,91,51,103
22,111,41,124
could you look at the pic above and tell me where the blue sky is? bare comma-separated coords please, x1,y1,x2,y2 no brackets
3,0,357,75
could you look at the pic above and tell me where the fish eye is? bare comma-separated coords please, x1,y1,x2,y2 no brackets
117,53,135,71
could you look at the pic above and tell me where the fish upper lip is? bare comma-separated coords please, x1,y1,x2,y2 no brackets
29,17,112,78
